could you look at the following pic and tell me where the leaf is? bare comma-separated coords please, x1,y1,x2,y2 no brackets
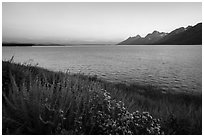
3,92,17,111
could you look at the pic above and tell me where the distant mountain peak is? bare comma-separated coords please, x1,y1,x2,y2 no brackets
144,31,167,42
118,22,202,45
134,35,141,39
185,25,192,30
152,30,159,34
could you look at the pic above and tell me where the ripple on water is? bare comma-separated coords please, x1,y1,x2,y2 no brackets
161,87,168,92
148,75,153,78
101,74,106,77
173,84,181,89
161,76,169,79
174,78,180,82
181,84,188,87
171,87,180,92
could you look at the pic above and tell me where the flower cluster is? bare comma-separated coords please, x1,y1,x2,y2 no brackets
72,89,162,135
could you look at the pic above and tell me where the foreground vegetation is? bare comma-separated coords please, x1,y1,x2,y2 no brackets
2,60,202,135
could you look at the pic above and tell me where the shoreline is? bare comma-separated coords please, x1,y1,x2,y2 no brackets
2,43,202,47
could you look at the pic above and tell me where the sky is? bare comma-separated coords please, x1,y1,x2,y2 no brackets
2,2,202,44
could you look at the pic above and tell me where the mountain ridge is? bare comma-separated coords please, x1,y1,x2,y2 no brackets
118,23,202,45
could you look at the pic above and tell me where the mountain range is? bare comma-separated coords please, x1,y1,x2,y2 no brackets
118,23,202,45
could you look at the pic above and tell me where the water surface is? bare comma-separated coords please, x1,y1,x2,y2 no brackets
2,45,202,93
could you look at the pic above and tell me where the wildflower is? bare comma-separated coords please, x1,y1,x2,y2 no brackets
143,111,149,115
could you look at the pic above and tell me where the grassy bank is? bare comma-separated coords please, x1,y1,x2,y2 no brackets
2,60,202,135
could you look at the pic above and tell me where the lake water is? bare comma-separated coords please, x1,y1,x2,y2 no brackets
2,45,202,93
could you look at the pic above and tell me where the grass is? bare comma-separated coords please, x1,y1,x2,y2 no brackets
2,60,202,135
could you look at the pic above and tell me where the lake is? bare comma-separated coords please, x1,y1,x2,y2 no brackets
2,45,202,93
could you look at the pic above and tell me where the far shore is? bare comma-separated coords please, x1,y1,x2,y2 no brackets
2,43,202,47
2,43,115,47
